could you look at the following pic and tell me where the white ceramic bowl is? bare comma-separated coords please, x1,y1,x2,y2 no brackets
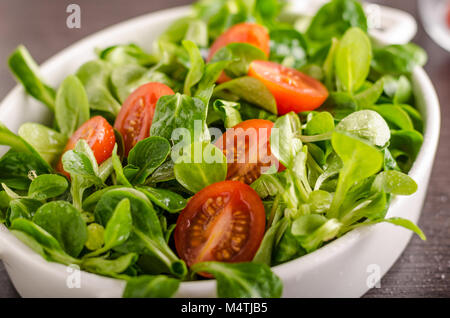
0,6,441,298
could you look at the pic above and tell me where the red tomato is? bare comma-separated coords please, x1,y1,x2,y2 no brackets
56,116,115,175
207,23,270,62
114,82,174,155
174,180,266,269
447,2,450,28
207,23,270,84
215,119,283,185
248,60,329,115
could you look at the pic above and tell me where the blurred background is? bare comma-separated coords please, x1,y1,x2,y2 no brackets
0,0,449,297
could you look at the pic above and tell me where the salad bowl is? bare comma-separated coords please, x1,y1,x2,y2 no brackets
0,5,441,298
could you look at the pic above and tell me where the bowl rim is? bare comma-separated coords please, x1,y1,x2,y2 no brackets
0,4,441,295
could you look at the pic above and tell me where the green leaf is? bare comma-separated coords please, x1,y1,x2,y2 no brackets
10,229,46,258
253,214,284,265
18,123,67,165
150,93,209,145
327,132,383,218
214,77,278,114
182,40,205,96
393,76,412,104
305,111,335,136
98,44,157,67
323,38,339,90
250,173,284,199
62,140,103,210
10,218,79,265
194,60,232,105
240,102,277,122
94,188,187,277
192,261,283,298
373,170,418,195
335,27,372,93
111,145,132,186
368,104,414,131
399,104,423,132
7,198,42,224
320,91,358,120
138,186,187,213
0,150,51,190
123,275,180,298
111,64,177,103
380,217,426,240
372,43,427,75
174,141,227,193
270,112,302,168
82,253,138,276
352,217,426,241
103,198,133,250
8,45,56,111
76,60,121,116
354,78,384,108
389,129,423,172
55,75,90,137
272,221,306,265
308,190,333,214
32,201,88,257
146,160,176,185
28,174,68,200
291,214,342,252
306,0,367,42
0,122,51,171
212,99,242,128
336,110,390,147
62,149,100,184
184,19,208,47
212,43,267,78
269,29,308,69
127,137,171,185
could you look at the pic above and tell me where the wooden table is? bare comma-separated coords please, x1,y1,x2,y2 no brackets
0,0,448,298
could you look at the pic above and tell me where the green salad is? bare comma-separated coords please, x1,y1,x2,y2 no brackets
0,0,427,298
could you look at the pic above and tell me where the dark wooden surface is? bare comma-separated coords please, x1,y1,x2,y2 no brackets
0,0,448,298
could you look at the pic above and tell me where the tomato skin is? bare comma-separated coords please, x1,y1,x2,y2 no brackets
174,180,266,269
248,60,329,115
207,23,270,84
207,23,270,62
447,2,450,28
56,116,115,175
114,82,174,155
215,119,284,185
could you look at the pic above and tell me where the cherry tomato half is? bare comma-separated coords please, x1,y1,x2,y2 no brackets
174,180,266,269
248,60,329,115
207,23,270,84
215,119,283,185
56,116,116,175
114,82,174,155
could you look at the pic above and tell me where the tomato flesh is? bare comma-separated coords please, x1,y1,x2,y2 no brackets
114,82,174,155
174,180,266,268
56,116,115,175
215,119,283,185
249,60,329,115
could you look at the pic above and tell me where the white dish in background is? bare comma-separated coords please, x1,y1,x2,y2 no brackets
0,5,441,298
